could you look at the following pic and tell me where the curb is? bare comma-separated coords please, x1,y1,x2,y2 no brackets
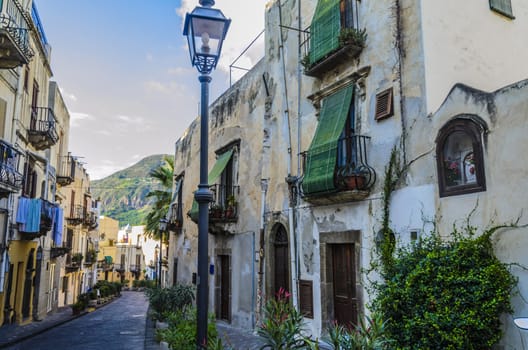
0,295,120,349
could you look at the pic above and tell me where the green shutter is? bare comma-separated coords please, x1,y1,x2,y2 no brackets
188,150,234,221
309,0,341,64
489,0,514,19
302,85,354,195
104,256,112,264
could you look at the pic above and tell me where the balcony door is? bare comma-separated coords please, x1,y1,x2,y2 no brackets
332,244,358,327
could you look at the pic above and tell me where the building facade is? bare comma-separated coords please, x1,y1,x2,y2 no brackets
169,0,528,347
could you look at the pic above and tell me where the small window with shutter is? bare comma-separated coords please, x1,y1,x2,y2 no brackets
299,280,314,318
375,88,394,121
489,0,514,19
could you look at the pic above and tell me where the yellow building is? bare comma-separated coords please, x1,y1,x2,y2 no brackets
96,216,119,283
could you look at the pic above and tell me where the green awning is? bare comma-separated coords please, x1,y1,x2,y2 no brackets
188,150,234,221
309,0,341,65
302,85,353,195
104,256,113,264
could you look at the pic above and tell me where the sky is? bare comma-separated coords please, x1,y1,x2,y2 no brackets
36,0,267,180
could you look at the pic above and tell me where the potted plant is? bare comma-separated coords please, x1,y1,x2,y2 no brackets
338,165,367,190
338,27,367,48
72,253,83,265
209,204,223,219
225,195,237,218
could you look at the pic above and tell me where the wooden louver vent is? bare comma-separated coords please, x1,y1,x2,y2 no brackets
299,279,314,318
375,87,394,121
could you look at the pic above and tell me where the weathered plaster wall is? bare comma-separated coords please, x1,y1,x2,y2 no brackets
421,0,528,114
406,79,528,349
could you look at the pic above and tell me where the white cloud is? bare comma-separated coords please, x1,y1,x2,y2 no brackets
146,53,154,62
167,67,193,76
70,112,95,127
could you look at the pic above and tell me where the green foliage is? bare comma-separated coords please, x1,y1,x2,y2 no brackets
144,155,174,239
91,154,173,226
133,279,156,288
338,28,367,48
378,147,401,273
372,226,517,349
325,312,393,350
258,288,311,349
146,284,195,321
157,306,218,350
94,280,122,297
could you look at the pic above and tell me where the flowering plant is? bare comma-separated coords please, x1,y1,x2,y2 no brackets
444,159,460,186
258,288,311,349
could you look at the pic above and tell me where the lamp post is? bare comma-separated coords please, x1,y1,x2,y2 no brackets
158,218,168,288
183,2,230,348
154,244,159,286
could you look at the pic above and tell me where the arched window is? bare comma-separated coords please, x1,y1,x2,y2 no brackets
436,117,486,197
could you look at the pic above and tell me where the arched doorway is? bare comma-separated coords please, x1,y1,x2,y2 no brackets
273,225,289,295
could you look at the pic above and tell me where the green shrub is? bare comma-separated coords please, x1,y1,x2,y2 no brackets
145,284,195,321
325,312,393,350
372,226,517,349
157,306,218,350
258,288,311,349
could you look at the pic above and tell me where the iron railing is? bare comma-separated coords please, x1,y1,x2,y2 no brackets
0,0,33,66
28,107,58,149
66,204,84,224
57,154,76,186
209,184,239,222
301,134,375,196
0,139,23,192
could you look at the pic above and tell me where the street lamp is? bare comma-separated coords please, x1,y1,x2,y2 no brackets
183,1,230,348
158,218,168,288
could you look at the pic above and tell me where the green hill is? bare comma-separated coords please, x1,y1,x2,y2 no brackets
91,154,173,226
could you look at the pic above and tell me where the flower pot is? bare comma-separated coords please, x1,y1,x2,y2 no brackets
344,175,366,190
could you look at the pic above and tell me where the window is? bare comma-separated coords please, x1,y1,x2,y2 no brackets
308,0,361,65
302,84,374,197
168,176,183,229
436,117,486,197
489,0,514,19
23,66,29,92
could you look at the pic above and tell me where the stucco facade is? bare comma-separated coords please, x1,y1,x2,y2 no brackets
169,0,528,345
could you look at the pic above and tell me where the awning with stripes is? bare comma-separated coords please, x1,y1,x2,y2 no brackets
302,85,353,195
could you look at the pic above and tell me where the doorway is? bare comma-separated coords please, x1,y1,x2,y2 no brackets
216,254,231,321
332,244,357,327
273,225,289,295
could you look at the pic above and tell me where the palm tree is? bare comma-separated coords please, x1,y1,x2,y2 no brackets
144,155,174,240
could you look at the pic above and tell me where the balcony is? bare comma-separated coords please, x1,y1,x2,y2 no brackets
188,185,239,233
65,253,82,273
0,139,23,197
0,0,33,69
27,107,58,150
83,211,98,230
84,249,96,266
57,154,76,186
50,246,70,259
66,205,84,226
302,0,365,78
301,134,375,205
167,203,183,231
114,264,125,273
19,198,56,239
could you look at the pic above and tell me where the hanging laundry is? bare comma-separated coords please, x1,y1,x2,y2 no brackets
16,197,30,231
53,206,64,245
24,199,42,233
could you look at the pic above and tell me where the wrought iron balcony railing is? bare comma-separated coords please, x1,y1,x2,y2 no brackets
0,0,33,69
0,139,23,196
167,202,183,231
209,184,239,224
28,107,58,150
83,210,98,229
66,204,84,225
301,0,364,78
57,154,76,186
301,134,375,204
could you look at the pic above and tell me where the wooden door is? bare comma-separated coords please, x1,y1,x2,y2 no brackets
274,226,289,294
219,255,230,321
332,244,357,327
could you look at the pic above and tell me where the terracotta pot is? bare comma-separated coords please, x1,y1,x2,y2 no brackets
344,175,366,190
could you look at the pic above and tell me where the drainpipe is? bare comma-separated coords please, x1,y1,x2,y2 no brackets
277,0,299,309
